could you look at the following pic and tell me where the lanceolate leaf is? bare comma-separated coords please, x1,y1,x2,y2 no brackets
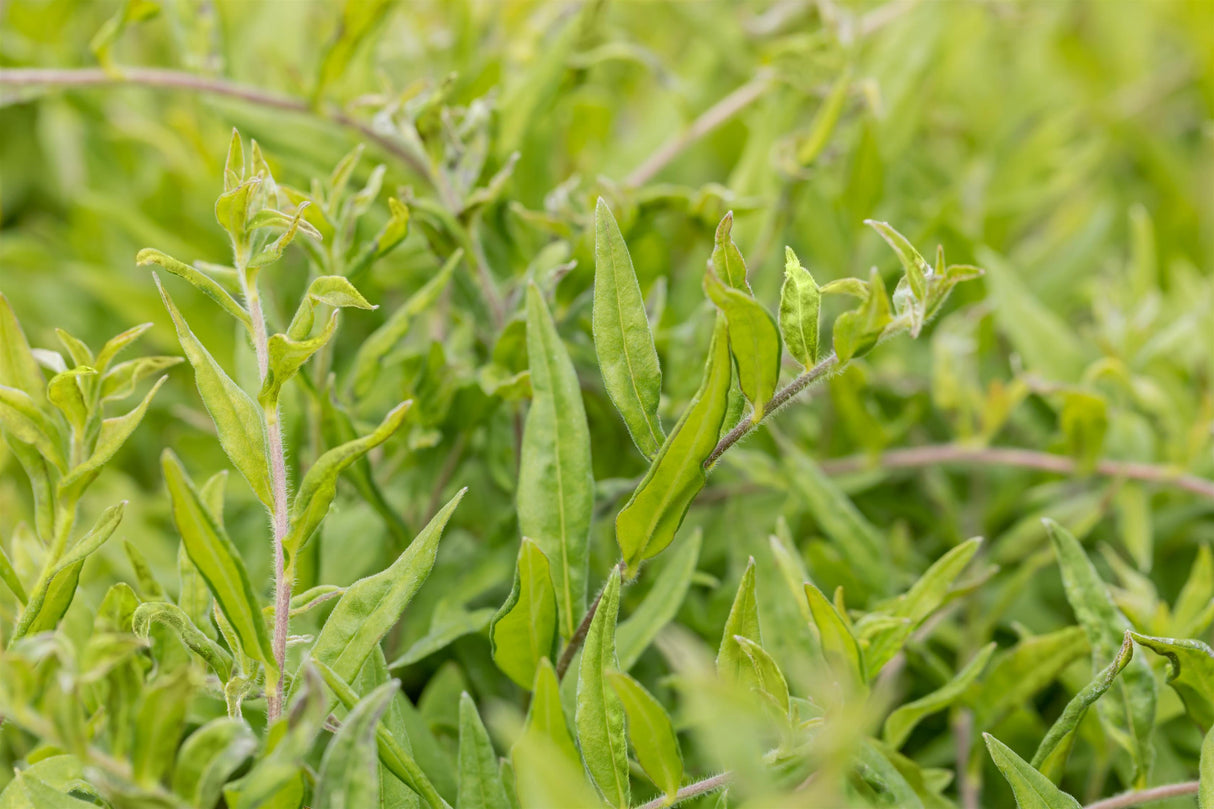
60,376,167,495
576,569,629,808
891,536,983,627
259,312,339,408
490,538,558,689
518,284,594,638
983,734,1082,809
47,366,96,432
732,636,791,717
703,266,780,419
616,317,731,577
884,643,996,748
1130,632,1214,730
457,693,511,809
717,559,761,684
0,292,47,404
517,658,581,769
711,212,750,291
607,672,683,803
157,278,273,507
512,661,597,809
315,682,398,809
137,249,252,330
284,401,412,563
171,718,258,809
162,450,275,673
0,385,67,472
306,490,465,698
779,247,821,369
1045,519,1156,785
616,527,701,670
593,198,665,458
805,582,865,688
1033,633,1135,779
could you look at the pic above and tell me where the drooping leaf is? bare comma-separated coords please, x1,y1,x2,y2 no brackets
984,734,1082,809
1033,633,1135,779
132,601,233,680
518,284,594,638
157,278,272,506
607,672,683,803
315,681,398,809
1130,632,1214,730
616,527,701,671
490,538,557,689
617,316,731,577
576,569,629,808
161,450,275,673
884,643,996,748
457,693,511,809
137,250,251,330
1045,519,1156,785
779,247,821,370
284,401,411,563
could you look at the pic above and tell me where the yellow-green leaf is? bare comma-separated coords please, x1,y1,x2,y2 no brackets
490,538,558,689
779,248,820,370
983,734,1082,809
607,672,683,804
576,569,629,808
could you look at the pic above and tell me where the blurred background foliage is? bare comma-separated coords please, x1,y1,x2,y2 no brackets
2,0,1213,806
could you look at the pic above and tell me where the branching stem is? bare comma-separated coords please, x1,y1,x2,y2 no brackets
1083,781,1199,809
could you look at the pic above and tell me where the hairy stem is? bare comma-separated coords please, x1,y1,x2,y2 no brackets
242,281,292,721
0,67,453,206
634,772,733,809
1083,781,1200,809
706,352,839,467
818,443,1214,500
555,561,625,681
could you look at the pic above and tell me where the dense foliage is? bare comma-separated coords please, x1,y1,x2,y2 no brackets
1,1,1213,808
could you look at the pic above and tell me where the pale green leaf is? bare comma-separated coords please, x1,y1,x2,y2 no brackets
805,582,865,688
703,266,780,419
717,559,761,685
779,247,821,370
137,250,251,330
1130,632,1214,730
884,643,995,748
607,672,683,803
984,734,1082,809
457,693,511,809
133,601,233,680
490,538,558,689
0,292,47,404
172,718,258,809
316,681,398,809
60,376,167,495
576,569,629,808
616,528,701,671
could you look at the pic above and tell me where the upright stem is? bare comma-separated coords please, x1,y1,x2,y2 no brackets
243,279,292,721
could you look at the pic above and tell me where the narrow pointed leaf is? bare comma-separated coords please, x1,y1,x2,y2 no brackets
780,248,821,369
805,582,865,686
592,198,664,458
617,317,731,577
162,450,275,672
518,284,594,638
607,672,683,803
717,559,761,684
316,681,398,809
884,643,996,748
0,292,46,404
0,385,66,472
457,693,511,809
576,569,629,808
490,538,557,689
157,278,272,506
703,267,780,419
61,376,167,493
711,212,750,291
984,734,1082,809
732,636,791,717
133,601,233,680
138,250,251,329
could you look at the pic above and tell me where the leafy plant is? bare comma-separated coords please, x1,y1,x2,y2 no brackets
2,2,1213,808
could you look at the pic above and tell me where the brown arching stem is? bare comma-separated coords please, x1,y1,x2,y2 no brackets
1083,781,1200,809
633,772,732,809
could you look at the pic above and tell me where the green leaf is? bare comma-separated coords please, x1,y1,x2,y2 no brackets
616,527,701,671
779,248,821,370
132,601,233,680
306,489,464,696
172,718,258,809
805,582,865,688
0,385,67,472
90,0,159,69
137,250,251,330
14,502,125,639
576,569,629,808
157,278,272,506
592,198,665,458
710,212,750,291
1059,391,1108,472
607,672,683,803
94,322,152,372
13,775,98,809
490,538,558,689
515,658,581,769
717,559,761,684
285,401,411,564
512,661,598,809
855,740,925,809
287,275,376,339
314,660,448,809
1033,633,1135,779
0,541,27,605
832,268,892,363
983,734,1082,809
616,316,731,577
1202,725,1214,809
47,366,97,433
703,264,780,420
518,284,594,639
259,313,339,408
1045,519,1156,785
132,667,193,786
312,0,395,103
162,450,275,673
797,68,851,165
60,376,167,494
884,643,996,748
0,292,47,404
865,220,931,304
890,536,983,627
349,250,459,398
389,604,494,668
100,355,182,401
316,681,398,809
731,635,791,718
457,693,511,809
1130,632,1214,729
972,627,1091,729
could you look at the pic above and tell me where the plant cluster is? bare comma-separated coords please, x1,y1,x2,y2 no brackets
1,2,1213,809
